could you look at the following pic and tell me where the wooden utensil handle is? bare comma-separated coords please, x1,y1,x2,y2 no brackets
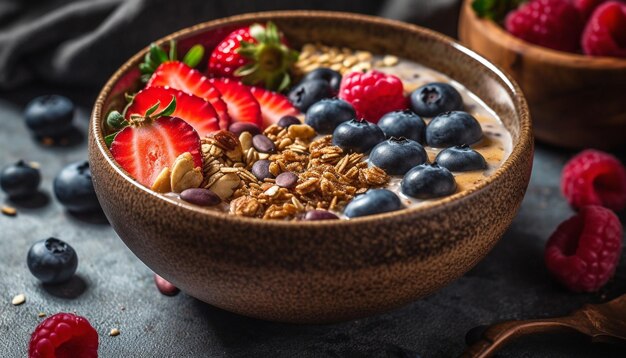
461,318,581,358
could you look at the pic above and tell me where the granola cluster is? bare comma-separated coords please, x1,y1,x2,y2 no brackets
197,123,390,220
294,43,399,76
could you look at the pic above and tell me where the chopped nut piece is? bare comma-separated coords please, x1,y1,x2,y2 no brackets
38,312,46,318
171,152,203,193
209,173,241,200
288,124,316,140
239,132,253,151
1,206,17,217
109,328,120,337
382,55,399,66
11,294,25,306
151,167,172,193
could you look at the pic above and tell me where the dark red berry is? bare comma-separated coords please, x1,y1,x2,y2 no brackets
561,149,626,211
545,206,623,292
154,274,180,296
29,313,98,358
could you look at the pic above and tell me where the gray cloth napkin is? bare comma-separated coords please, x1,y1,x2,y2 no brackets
0,0,459,90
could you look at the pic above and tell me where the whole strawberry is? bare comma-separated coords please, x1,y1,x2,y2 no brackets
582,1,626,57
505,0,584,52
339,70,407,123
208,22,299,91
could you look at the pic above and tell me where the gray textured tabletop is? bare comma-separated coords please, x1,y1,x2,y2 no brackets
1,88,625,358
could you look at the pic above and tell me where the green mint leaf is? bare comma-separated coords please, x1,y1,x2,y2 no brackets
144,101,161,117
155,96,176,117
182,45,205,68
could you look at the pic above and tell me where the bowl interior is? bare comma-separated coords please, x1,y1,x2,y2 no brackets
94,11,531,224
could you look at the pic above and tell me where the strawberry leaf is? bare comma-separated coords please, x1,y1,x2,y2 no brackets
150,43,169,64
182,45,205,68
104,132,118,147
144,101,161,117
154,96,177,118
169,39,177,61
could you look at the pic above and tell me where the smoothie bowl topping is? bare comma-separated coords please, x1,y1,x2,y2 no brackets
102,21,512,221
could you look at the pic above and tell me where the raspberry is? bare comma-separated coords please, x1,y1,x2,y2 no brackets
338,70,407,123
561,149,626,211
545,206,623,292
29,313,98,358
582,1,626,57
574,0,611,19
505,0,584,52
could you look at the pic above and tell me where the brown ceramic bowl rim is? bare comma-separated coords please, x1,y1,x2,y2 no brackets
91,10,532,227
461,0,626,69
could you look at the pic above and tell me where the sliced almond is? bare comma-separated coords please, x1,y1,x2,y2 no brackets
171,152,203,193
151,167,172,193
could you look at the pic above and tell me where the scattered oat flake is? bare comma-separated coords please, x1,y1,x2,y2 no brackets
11,294,26,306
109,328,120,336
1,206,17,216
38,312,46,318
29,161,41,169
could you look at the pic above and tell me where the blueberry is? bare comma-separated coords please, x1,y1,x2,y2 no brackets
288,79,333,112
305,99,356,134
302,67,342,93
0,160,41,198
426,111,483,148
401,164,457,199
332,119,385,153
27,238,78,284
435,145,487,172
377,110,426,143
410,83,463,118
369,138,428,175
277,115,301,128
24,95,75,137
53,161,100,213
303,210,339,221
344,189,402,218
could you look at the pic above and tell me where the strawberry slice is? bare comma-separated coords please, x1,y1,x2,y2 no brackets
126,87,220,137
146,61,231,129
209,78,263,128
248,86,300,128
110,116,202,188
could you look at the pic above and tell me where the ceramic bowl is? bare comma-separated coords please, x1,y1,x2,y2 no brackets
89,10,533,323
458,0,626,150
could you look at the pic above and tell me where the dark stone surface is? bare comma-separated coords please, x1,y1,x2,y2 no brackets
1,89,625,357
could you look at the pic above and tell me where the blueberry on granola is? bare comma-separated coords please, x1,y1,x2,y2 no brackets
305,98,356,134
332,119,385,154
288,79,333,112
369,138,428,175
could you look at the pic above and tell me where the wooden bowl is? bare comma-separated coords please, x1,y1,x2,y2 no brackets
88,11,533,323
459,0,626,149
